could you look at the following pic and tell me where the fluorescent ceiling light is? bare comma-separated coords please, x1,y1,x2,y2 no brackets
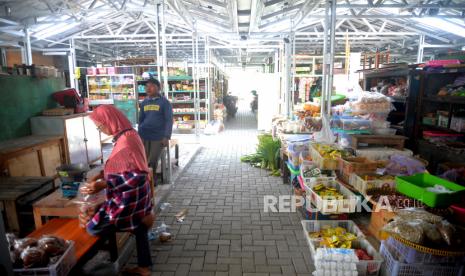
414,17,465,38
43,51,68,56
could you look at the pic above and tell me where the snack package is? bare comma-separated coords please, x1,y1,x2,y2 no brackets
14,238,38,252
38,235,66,256
382,219,424,244
6,233,16,250
385,155,426,176
436,220,456,246
396,208,443,224
420,222,443,245
20,246,48,268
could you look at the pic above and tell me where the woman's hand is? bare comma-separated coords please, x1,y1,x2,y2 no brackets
87,170,104,182
80,179,106,194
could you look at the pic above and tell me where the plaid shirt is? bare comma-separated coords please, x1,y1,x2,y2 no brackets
87,170,153,232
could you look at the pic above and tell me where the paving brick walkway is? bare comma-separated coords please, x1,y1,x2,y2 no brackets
136,107,313,276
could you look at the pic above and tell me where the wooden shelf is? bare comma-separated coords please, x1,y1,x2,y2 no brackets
421,124,465,134
423,96,465,105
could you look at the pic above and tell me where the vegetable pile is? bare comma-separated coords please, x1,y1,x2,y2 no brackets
241,134,281,176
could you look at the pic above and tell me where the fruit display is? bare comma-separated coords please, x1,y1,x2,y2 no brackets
313,183,344,199
309,226,358,249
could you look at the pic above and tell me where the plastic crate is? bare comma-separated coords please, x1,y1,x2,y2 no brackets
385,237,465,264
303,181,360,214
287,141,309,153
338,157,379,184
300,161,337,186
299,151,311,166
340,118,372,131
301,220,366,242
395,173,465,207
14,241,76,276
288,149,300,167
350,173,396,196
380,242,464,276
302,220,382,275
310,144,340,170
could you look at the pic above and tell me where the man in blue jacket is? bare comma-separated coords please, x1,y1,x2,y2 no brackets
138,78,173,180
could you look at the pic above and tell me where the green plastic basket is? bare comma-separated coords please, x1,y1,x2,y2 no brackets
396,173,465,207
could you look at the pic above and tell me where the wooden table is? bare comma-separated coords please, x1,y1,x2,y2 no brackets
0,177,55,233
33,189,79,228
28,218,99,261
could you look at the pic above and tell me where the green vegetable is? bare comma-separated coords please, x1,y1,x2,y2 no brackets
241,134,281,176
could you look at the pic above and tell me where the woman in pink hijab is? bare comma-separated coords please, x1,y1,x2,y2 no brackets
81,105,153,276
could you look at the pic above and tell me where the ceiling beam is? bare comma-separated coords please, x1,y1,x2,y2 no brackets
262,3,303,20
227,0,239,34
249,0,265,34
166,0,196,29
293,0,322,29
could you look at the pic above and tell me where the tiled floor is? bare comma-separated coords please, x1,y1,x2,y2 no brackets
131,107,312,275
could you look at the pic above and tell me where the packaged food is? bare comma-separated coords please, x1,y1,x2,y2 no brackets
309,226,357,249
38,235,66,256
382,219,424,244
72,189,106,228
6,233,16,250
385,155,426,176
20,247,48,268
436,220,456,246
420,222,443,245
396,208,443,224
14,238,38,252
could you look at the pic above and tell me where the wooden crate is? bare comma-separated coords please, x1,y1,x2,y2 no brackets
351,135,407,150
0,135,66,177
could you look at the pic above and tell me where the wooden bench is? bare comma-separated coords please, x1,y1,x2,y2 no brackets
28,218,119,267
0,177,55,234
28,218,100,261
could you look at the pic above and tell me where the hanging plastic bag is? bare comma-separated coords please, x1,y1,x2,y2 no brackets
314,114,336,143
71,189,106,228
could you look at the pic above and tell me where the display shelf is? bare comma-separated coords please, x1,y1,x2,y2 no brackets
421,124,465,134
173,112,207,115
171,100,207,104
423,96,465,105
87,74,136,105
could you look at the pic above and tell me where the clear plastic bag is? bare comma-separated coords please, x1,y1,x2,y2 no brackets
396,208,443,224
385,155,426,176
382,219,424,244
314,114,336,143
71,189,106,228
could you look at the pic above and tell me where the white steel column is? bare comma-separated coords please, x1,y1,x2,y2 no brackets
417,34,425,64
291,28,296,106
321,0,330,116
195,32,200,135
205,36,211,122
155,3,161,82
161,0,169,93
24,28,32,65
68,39,77,89
284,40,292,118
327,0,337,115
